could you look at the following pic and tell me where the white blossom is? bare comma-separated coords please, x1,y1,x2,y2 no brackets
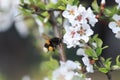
115,0,120,9
86,7,98,26
76,48,94,73
62,4,78,20
77,24,93,43
70,4,87,26
82,56,94,73
109,14,120,38
63,23,93,48
63,25,81,48
52,60,81,80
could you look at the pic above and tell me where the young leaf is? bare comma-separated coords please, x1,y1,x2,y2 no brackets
92,0,100,13
72,0,79,5
102,46,108,50
104,8,112,17
20,0,24,3
67,0,74,5
29,0,35,4
96,47,102,56
46,3,58,9
99,68,109,73
85,48,97,58
96,38,103,48
116,55,120,66
105,58,112,69
58,6,66,10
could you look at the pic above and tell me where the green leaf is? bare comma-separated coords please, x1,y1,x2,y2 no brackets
58,6,66,10
96,47,102,56
112,65,120,70
92,0,100,13
93,34,98,40
105,58,112,69
29,0,35,4
100,57,105,62
41,11,49,17
102,46,109,50
72,0,79,5
60,0,76,5
96,38,103,48
37,2,46,10
104,8,112,17
67,0,74,5
20,0,24,3
85,48,97,58
61,0,67,4
46,3,58,9
40,58,59,71
99,68,109,73
116,55,120,66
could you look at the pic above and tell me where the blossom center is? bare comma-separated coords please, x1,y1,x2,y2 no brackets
68,9,75,15
76,15,82,21
71,31,76,38
77,27,86,36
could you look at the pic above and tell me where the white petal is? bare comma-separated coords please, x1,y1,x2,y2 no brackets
80,36,89,43
76,48,87,56
115,31,120,39
108,22,120,33
112,14,120,21
86,65,94,73
101,0,106,4
86,29,94,36
82,56,90,66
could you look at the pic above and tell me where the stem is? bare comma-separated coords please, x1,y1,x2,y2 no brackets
106,72,112,80
49,12,66,62
58,44,66,62
98,57,112,80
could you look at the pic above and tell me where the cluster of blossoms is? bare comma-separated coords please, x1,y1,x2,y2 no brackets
108,0,120,39
76,48,94,73
44,60,91,80
109,14,120,39
62,4,98,48
61,4,98,74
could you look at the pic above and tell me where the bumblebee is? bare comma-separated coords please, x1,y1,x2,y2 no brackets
43,37,62,52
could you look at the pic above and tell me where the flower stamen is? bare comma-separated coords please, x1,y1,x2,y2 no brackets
75,15,82,21
77,27,86,36
68,9,75,15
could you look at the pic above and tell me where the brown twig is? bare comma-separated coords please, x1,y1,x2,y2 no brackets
96,0,105,19
49,11,66,62
106,72,112,80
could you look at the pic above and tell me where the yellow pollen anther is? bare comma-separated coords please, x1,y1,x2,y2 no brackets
68,9,75,15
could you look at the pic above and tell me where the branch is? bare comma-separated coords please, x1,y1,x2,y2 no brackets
49,11,66,62
106,72,112,80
